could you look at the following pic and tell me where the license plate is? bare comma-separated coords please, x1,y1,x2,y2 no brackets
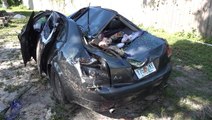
134,62,156,79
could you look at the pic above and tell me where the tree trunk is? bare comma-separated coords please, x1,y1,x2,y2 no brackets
1,0,9,8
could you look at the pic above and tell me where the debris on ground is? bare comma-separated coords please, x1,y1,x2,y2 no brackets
0,10,24,27
13,14,26,19
2,85,32,120
5,100,22,120
0,16,9,27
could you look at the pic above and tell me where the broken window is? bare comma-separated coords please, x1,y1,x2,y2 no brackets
40,12,60,44
87,16,143,58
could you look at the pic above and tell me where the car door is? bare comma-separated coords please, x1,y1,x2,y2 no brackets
18,11,53,66
36,11,64,74
18,11,35,66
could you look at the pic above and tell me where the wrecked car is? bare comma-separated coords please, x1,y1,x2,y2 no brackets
18,7,172,112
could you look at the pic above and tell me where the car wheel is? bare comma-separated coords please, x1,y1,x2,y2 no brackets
50,67,67,104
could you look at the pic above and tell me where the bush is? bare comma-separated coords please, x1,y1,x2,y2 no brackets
9,0,22,6
0,0,22,6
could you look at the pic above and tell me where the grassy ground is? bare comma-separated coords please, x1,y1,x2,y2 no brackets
140,27,212,120
142,27,212,80
0,7,212,120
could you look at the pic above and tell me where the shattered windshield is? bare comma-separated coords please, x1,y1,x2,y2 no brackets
75,7,115,36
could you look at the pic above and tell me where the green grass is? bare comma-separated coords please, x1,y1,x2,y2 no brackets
0,5,28,11
0,5,33,18
142,26,212,80
140,26,212,120
141,25,212,44
0,6,31,41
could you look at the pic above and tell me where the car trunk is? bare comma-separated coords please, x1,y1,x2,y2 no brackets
108,32,167,86
78,11,168,87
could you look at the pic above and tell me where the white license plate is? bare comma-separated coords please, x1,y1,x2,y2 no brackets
134,62,156,79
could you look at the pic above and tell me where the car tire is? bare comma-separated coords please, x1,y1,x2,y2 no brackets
50,67,67,104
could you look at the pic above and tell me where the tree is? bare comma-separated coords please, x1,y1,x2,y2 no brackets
1,0,9,8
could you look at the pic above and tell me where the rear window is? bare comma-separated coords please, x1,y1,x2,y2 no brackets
75,8,115,36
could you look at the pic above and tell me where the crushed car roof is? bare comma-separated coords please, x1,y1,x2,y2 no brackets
70,7,118,36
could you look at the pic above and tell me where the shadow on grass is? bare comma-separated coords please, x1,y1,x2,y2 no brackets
136,39,212,120
202,37,212,44
172,39,212,80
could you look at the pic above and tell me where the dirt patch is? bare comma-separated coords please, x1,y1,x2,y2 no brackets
0,30,56,119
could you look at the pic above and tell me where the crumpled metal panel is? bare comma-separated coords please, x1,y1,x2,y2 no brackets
124,32,165,62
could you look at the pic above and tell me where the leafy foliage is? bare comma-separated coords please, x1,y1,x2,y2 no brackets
0,0,22,6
